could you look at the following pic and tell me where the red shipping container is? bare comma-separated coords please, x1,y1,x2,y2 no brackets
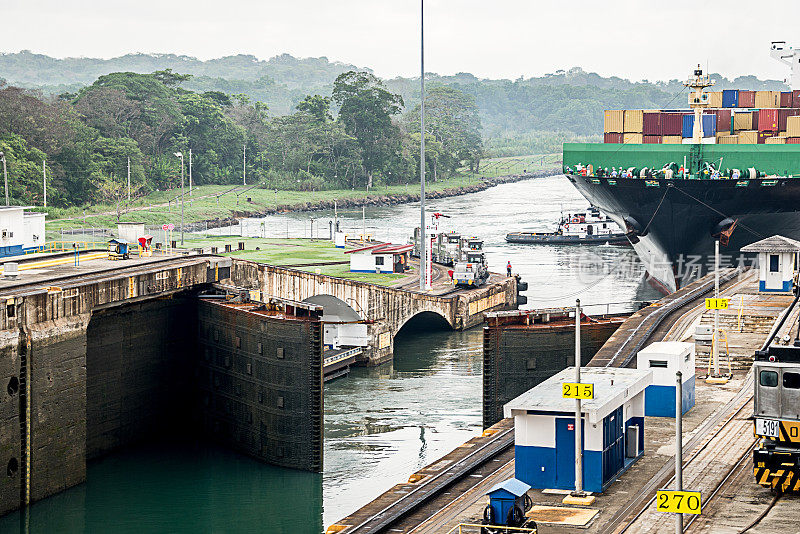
778,108,800,131
793,90,800,108
714,109,732,132
758,131,773,144
738,90,756,108
661,113,682,135
643,112,662,135
759,109,779,132
787,137,800,144
781,91,793,108
604,132,623,143
643,135,662,144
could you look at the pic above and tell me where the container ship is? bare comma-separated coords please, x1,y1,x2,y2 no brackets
562,42,800,293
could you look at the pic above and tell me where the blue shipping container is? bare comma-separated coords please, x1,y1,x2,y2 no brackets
682,114,717,137
722,89,739,108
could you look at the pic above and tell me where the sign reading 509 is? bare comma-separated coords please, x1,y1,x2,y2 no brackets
562,383,594,399
656,490,702,515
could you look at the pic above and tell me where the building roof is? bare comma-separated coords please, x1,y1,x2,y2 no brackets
345,243,413,255
503,367,652,425
741,235,800,253
638,341,694,358
486,478,531,497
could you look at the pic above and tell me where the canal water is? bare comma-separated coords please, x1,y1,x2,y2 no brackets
0,176,660,533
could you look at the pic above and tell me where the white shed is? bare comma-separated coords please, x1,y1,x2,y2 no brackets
636,341,695,417
741,235,800,293
116,222,146,245
345,243,412,274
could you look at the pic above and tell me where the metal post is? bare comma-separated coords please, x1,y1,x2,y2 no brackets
127,156,131,202
419,0,426,291
0,153,8,206
189,148,193,197
713,239,720,376
243,144,246,186
675,370,683,533
179,154,185,245
362,206,366,241
574,298,583,495
334,199,338,237
42,159,46,208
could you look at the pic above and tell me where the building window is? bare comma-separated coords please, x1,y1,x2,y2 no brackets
760,370,779,387
649,360,668,368
784,372,800,389
277,396,284,408
769,254,780,273
276,347,284,359
375,256,385,266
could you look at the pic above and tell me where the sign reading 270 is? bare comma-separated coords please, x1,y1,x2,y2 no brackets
562,383,594,399
656,490,702,514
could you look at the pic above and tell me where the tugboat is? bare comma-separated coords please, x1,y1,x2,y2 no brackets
506,207,632,245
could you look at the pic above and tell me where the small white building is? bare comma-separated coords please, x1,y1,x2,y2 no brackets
116,222,146,245
741,235,800,293
0,206,46,257
345,243,412,274
636,342,695,417
504,367,652,493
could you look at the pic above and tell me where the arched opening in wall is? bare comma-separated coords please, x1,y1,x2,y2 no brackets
395,311,452,337
393,312,454,372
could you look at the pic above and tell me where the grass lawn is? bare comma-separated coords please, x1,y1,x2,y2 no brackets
180,236,407,286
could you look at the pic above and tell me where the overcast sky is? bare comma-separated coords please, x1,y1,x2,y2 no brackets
4,0,800,82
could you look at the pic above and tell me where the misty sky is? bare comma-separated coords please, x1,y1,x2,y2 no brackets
4,0,800,82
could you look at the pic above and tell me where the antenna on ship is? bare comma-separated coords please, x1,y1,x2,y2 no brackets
684,64,714,144
770,41,800,90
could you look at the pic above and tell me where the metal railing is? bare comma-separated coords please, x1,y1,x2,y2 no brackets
323,347,362,366
446,523,537,534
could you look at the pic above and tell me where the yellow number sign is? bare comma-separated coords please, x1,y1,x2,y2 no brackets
705,298,729,310
656,490,702,515
562,383,594,399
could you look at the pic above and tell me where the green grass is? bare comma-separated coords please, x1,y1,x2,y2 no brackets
472,153,562,177
179,236,406,286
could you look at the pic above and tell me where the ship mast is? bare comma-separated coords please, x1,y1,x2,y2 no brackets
684,65,714,144
770,41,800,90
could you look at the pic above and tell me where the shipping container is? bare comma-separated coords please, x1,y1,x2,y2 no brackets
661,113,683,135
778,108,800,131
787,116,800,137
793,90,800,108
604,110,624,133
681,114,694,138
721,89,739,108
714,109,732,133
717,135,739,145
765,136,786,144
642,112,662,135
738,90,756,108
739,130,758,144
702,113,717,137
758,131,773,144
733,111,753,131
623,133,643,144
623,110,643,133
604,132,623,144
758,109,780,132
787,137,800,144
781,91,793,108
755,91,781,108
662,135,682,144
708,91,723,108
643,135,662,144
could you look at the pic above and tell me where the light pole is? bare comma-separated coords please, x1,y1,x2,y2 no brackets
189,148,193,197
243,144,247,186
174,152,185,245
0,152,8,206
42,159,47,208
419,0,427,291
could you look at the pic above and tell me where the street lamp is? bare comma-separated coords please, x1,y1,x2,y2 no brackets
174,152,185,245
0,152,7,206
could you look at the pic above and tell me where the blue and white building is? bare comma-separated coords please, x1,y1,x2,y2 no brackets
636,341,695,417
504,367,651,493
741,235,800,293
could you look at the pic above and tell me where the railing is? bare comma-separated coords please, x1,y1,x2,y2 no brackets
323,347,362,366
446,523,537,534
36,241,108,253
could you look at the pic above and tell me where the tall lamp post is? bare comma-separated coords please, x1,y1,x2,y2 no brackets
419,0,427,291
0,152,8,206
174,152,185,245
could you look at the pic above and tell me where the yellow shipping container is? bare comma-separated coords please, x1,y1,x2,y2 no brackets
739,130,758,144
765,136,786,144
623,133,643,144
623,110,643,133
708,92,723,108
755,91,780,108
787,116,800,137
662,135,682,144
604,110,624,133
717,135,739,145
733,112,753,131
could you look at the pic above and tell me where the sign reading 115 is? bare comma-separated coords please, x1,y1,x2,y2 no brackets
562,383,594,399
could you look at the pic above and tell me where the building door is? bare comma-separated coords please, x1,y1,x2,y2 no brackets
602,406,625,486
586,225,593,235
766,254,782,290
555,417,584,490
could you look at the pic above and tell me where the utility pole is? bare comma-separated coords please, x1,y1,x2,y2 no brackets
189,148,193,197
127,156,131,202
0,152,8,206
573,299,583,496
42,159,47,208
675,371,684,534
174,152,185,245
243,144,247,186
713,239,720,376
419,0,427,291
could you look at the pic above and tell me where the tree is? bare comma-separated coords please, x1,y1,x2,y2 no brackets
153,68,192,87
332,71,404,186
296,95,332,123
